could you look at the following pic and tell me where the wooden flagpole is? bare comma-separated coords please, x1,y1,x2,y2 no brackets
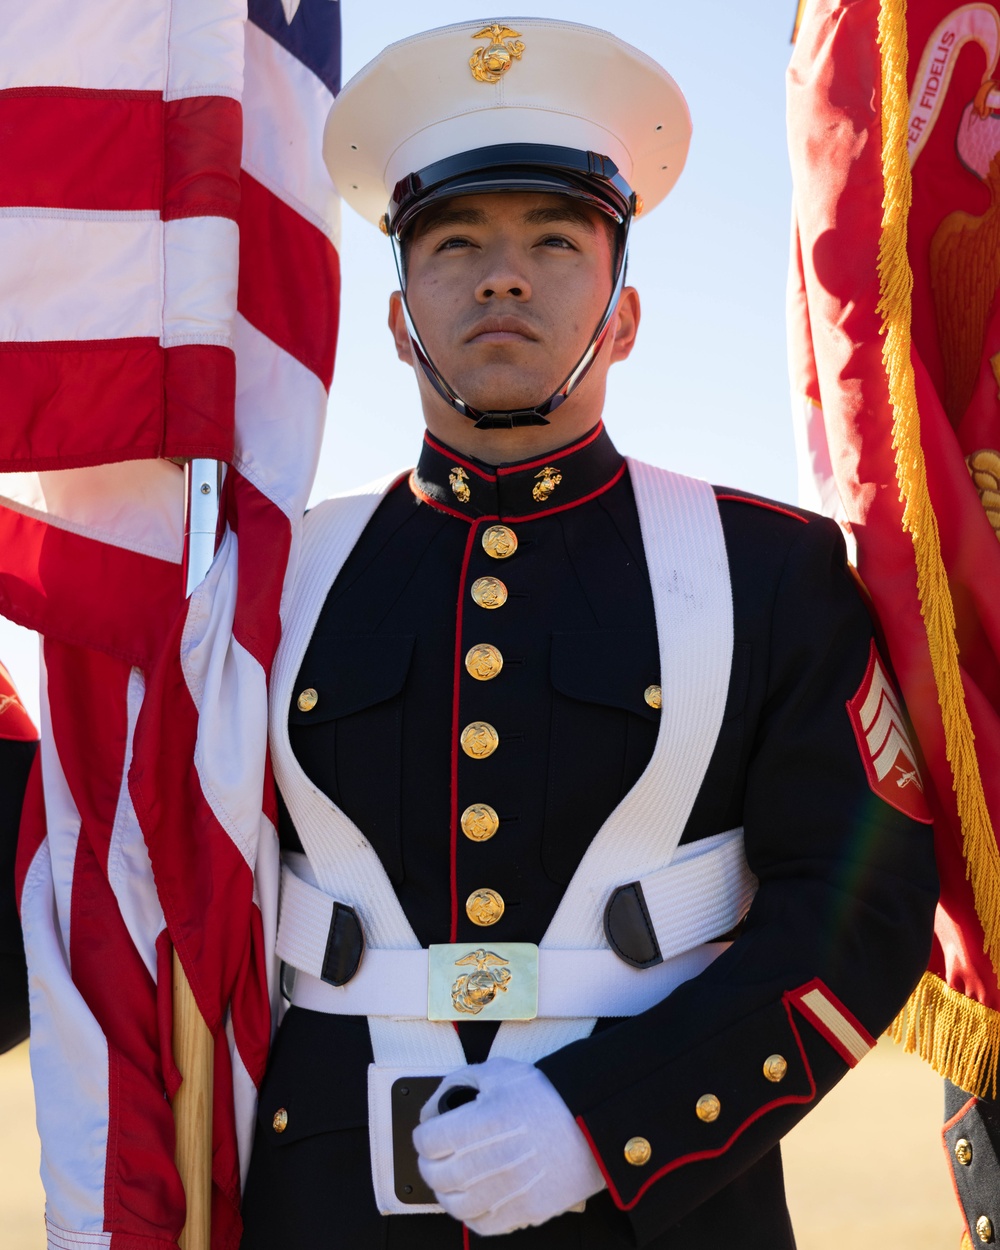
173,459,223,1250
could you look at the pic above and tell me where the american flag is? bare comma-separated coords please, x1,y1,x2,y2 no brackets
0,2,340,1244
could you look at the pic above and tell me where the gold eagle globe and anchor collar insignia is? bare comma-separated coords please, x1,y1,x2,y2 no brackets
532,466,562,503
449,466,471,504
469,24,525,84
427,941,539,1020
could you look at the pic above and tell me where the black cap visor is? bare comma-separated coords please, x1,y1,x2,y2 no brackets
389,143,635,238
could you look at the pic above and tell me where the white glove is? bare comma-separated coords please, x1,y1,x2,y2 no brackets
413,1057,606,1236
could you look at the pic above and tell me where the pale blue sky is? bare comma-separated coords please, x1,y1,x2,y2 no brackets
1,2,801,717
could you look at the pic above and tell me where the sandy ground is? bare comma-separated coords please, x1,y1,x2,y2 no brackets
0,1034,962,1249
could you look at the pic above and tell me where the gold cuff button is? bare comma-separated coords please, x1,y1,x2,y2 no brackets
482,525,518,559
623,1136,651,1167
956,1138,973,1166
461,803,500,842
644,685,662,710
297,688,318,712
272,1108,288,1134
466,888,505,926
461,722,500,760
763,1054,788,1084
471,576,508,609
465,643,504,681
977,1215,994,1243
696,1094,721,1123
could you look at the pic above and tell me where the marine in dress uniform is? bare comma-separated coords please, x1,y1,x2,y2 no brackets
240,19,938,1248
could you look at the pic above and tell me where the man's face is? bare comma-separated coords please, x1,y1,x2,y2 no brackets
398,191,620,414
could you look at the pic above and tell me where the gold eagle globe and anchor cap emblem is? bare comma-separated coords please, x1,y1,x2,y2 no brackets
451,948,512,1014
469,24,525,84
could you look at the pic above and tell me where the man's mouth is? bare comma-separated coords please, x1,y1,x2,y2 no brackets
464,317,539,344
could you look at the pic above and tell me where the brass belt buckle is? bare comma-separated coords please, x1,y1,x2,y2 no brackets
427,942,539,1022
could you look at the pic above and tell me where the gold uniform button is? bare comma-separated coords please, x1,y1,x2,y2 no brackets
466,888,505,926
763,1054,788,1084
482,525,518,559
471,576,508,609
696,1094,721,1123
461,803,500,842
272,1108,288,1134
297,688,318,712
978,1216,994,1243
623,1136,652,1167
465,643,504,681
644,684,662,710
955,1138,973,1166
461,722,500,760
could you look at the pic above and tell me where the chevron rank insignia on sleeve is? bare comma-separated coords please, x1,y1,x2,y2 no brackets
847,641,932,824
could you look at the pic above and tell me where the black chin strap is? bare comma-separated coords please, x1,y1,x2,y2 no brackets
390,221,631,430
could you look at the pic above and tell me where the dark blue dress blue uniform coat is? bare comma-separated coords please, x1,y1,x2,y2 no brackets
241,424,937,1248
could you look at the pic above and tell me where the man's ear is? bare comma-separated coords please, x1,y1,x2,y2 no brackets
388,292,414,366
609,286,641,364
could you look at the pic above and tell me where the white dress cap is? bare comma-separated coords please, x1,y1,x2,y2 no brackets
324,17,691,228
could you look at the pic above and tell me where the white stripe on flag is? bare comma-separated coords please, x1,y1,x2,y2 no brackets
163,0,245,102
2,5,171,91
0,216,163,342
0,463,184,563
242,21,340,243
233,315,328,516
163,216,240,349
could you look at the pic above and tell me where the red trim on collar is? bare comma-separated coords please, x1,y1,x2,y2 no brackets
496,422,605,475
502,462,626,523
409,472,500,524
422,433,496,481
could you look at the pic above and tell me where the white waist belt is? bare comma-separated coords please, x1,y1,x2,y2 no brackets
277,827,756,1020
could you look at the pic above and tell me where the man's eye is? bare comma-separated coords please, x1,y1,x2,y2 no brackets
539,235,575,249
436,236,473,251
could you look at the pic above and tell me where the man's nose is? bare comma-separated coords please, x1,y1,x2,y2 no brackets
476,246,531,302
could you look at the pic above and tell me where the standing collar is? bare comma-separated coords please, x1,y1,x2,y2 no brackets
410,421,625,522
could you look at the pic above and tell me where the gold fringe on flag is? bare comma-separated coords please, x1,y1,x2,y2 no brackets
890,971,1000,1097
877,0,1000,993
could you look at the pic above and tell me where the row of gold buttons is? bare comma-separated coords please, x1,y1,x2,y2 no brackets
459,525,518,928
622,1055,789,1167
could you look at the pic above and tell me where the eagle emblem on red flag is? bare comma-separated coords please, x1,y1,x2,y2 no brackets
847,642,932,824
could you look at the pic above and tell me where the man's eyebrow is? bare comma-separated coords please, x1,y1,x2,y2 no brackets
522,205,598,232
412,206,488,236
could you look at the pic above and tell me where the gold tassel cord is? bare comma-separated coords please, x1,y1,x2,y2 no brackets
877,0,1000,979
891,971,1000,1098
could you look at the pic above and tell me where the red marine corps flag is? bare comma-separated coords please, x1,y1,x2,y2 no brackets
0,3,340,1246
789,0,1000,1096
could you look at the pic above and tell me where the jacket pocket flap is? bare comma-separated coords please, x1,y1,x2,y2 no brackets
289,634,415,724
550,629,661,721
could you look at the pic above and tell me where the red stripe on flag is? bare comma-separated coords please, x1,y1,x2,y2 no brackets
226,472,291,671
163,96,242,222
238,173,340,388
0,88,162,211
0,340,234,470
0,89,241,220
0,505,180,669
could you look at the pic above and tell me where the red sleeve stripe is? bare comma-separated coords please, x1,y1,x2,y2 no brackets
787,979,875,1067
